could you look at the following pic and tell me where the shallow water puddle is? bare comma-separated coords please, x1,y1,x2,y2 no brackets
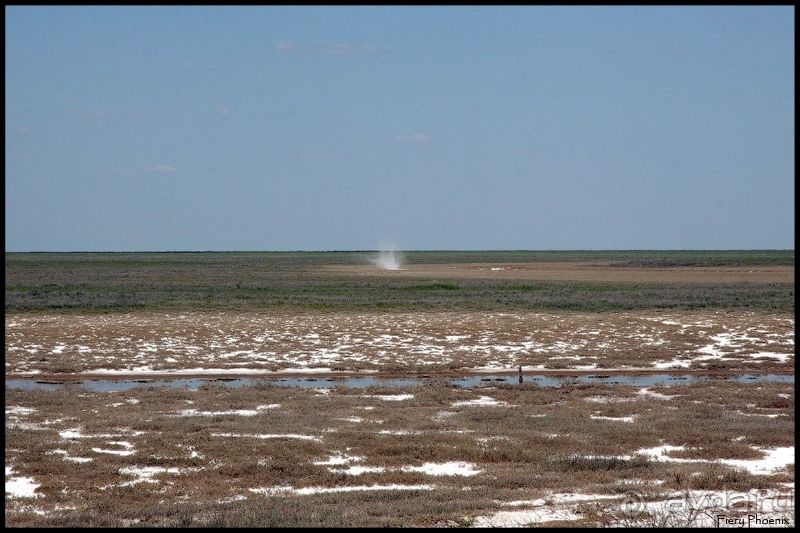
6,373,793,392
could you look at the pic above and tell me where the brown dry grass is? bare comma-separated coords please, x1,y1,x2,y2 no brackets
5,253,794,526
5,308,794,377
5,379,794,527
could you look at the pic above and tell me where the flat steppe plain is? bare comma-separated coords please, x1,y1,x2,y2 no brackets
5,251,795,527
326,260,793,284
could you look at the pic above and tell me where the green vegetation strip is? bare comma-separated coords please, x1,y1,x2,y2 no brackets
5,251,794,313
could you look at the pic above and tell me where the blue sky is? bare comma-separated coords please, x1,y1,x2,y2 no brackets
5,5,794,251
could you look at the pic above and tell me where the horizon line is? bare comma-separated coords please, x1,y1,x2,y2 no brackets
4,248,795,254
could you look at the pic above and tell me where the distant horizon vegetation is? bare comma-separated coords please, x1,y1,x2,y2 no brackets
6,249,793,314
5,248,795,254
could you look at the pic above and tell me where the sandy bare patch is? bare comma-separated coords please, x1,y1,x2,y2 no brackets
324,261,794,284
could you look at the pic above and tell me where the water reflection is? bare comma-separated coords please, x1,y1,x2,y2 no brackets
5,373,793,392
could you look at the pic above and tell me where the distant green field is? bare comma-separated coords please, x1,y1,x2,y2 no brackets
4,250,794,313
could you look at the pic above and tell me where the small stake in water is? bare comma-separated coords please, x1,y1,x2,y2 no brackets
518,365,523,384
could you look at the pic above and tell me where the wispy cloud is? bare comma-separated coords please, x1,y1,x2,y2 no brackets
394,133,429,143
52,108,156,121
299,150,343,163
113,164,181,177
275,41,381,55
66,109,122,120
147,164,180,175
668,47,699,59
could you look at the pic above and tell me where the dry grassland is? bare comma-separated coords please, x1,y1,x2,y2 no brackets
4,309,795,377
5,252,794,527
5,380,794,527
